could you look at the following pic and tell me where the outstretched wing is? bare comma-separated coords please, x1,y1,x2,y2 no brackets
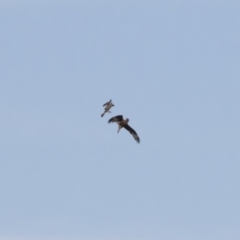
124,124,140,143
103,99,111,107
108,115,123,123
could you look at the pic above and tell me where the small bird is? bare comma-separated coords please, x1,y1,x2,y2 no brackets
108,115,140,143
101,99,114,117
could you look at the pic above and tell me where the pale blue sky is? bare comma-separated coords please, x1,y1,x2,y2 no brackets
1,1,240,240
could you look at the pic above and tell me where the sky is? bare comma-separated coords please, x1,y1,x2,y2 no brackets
1,0,240,240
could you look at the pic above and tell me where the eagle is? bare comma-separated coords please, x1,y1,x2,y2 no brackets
101,99,114,117
108,115,140,143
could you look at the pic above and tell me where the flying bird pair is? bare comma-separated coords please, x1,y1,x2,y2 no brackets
101,99,140,143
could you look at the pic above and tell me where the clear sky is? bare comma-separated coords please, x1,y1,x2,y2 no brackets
1,1,240,240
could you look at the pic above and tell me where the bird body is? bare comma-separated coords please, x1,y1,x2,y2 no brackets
108,115,140,143
101,99,114,117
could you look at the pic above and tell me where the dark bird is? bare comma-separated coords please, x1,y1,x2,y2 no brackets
101,99,114,117
108,115,140,143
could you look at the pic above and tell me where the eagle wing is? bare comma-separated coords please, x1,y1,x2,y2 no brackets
108,115,124,123
124,124,140,143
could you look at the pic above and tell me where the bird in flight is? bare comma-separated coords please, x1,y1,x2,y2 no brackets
108,115,140,143
101,99,114,117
